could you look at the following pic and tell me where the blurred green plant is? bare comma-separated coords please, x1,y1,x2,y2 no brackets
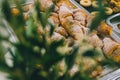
0,0,119,80
89,0,108,31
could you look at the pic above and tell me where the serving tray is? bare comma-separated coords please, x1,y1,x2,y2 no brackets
70,0,120,43
106,13,120,43
69,0,120,80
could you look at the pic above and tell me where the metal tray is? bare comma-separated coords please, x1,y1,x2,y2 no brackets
69,0,120,80
70,0,120,43
100,69,120,80
106,13,120,43
69,0,90,15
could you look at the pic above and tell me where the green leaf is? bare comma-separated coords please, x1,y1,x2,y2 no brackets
41,39,65,70
0,61,11,73
49,23,55,36
2,0,12,22
71,72,93,80
26,17,35,37
65,46,79,70
35,1,54,28
90,0,107,31
82,49,100,58
99,58,119,67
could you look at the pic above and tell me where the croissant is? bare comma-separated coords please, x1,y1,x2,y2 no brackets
103,38,119,55
112,46,120,62
58,4,73,23
103,37,120,62
48,12,60,26
88,33,103,48
73,8,87,26
71,23,84,40
62,18,84,40
97,21,112,38
51,32,64,41
55,26,68,37
39,0,54,11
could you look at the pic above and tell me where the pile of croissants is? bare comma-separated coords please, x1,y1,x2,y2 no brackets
10,0,120,78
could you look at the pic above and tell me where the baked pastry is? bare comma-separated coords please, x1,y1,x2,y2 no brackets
97,21,112,38
112,46,120,62
80,0,92,7
103,38,119,55
39,0,54,11
62,19,84,40
105,7,113,15
48,12,60,26
58,4,73,24
51,32,64,40
92,1,99,8
55,26,68,37
73,8,87,26
88,33,103,48
103,38,120,62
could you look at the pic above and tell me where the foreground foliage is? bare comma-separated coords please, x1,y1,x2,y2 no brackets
0,0,119,80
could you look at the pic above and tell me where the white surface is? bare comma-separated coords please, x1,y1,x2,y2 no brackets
0,72,8,80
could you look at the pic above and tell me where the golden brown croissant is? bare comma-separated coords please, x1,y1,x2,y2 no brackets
103,38,119,55
103,37,120,62
97,21,112,38
88,33,103,48
39,0,54,11
73,9,87,26
58,4,73,23
55,26,68,37
110,46,120,62
51,32,64,41
48,12,60,26
62,18,84,40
